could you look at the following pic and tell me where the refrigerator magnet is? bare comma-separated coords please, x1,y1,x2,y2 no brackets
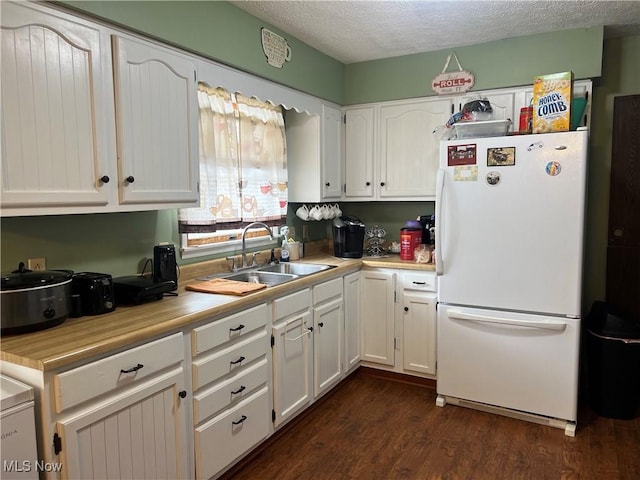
453,165,478,181
486,171,501,186
448,144,477,166
545,161,561,176
487,147,515,166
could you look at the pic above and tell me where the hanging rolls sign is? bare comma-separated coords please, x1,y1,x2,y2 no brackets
432,53,475,95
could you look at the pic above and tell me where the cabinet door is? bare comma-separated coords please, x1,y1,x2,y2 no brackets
272,311,312,427
378,99,450,198
322,104,343,199
343,272,361,373
344,106,375,198
1,2,113,211
606,95,640,319
314,298,343,398
402,291,437,375
360,270,395,366
56,367,188,479
457,91,515,123
112,35,199,206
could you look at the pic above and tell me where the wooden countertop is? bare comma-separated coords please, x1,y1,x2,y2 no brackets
0,250,434,372
362,254,436,271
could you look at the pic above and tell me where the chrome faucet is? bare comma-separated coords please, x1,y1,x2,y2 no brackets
241,222,274,269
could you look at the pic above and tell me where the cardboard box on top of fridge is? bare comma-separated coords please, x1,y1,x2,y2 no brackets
532,71,573,133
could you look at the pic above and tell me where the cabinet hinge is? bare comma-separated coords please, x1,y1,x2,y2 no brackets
271,335,275,348
272,409,276,422
53,432,62,455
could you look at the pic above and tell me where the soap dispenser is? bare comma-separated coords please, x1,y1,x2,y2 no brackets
280,226,290,262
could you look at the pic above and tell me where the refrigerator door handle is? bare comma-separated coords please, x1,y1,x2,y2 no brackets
448,310,568,331
435,168,445,276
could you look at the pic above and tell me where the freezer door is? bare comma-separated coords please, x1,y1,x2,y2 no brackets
437,130,588,316
436,304,580,421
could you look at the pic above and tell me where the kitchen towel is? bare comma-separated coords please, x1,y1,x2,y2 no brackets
186,278,267,296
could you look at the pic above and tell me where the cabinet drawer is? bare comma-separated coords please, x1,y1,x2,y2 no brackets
313,277,343,305
192,331,268,391
195,387,270,480
53,333,183,413
193,358,268,424
403,272,437,292
273,288,311,321
192,303,268,356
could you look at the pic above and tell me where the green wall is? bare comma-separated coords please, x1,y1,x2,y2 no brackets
344,27,604,104
583,34,640,311
59,0,345,104
2,1,639,312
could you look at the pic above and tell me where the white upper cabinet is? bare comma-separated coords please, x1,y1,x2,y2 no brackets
343,82,593,202
0,1,199,216
321,104,343,199
112,35,199,206
0,1,114,212
344,106,375,198
378,99,450,199
286,103,343,203
345,99,449,201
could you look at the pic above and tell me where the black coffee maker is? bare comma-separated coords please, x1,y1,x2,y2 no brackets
332,216,365,258
419,215,435,245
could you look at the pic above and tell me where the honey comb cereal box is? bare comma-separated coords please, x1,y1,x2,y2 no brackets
532,71,573,133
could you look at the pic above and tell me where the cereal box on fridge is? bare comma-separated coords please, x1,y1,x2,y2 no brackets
532,71,573,133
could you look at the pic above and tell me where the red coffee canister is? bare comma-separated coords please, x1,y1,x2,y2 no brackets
400,227,422,260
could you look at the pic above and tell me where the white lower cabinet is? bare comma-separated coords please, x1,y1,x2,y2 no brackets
312,278,343,398
343,271,361,373
271,289,313,428
1,272,362,480
401,273,437,376
21,332,191,480
360,269,396,366
360,268,437,378
190,303,271,479
56,367,188,480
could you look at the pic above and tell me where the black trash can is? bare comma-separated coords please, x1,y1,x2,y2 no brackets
586,301,640,419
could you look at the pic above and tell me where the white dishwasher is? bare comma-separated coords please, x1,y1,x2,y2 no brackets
1,375,39,480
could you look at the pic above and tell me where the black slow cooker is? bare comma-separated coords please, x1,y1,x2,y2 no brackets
1,262,73,335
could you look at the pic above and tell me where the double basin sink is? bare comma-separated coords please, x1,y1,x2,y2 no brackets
206,262,336,287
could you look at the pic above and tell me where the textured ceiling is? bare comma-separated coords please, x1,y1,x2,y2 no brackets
230,0,640,64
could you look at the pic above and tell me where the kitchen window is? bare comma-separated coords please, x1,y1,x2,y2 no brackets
179,83,287,258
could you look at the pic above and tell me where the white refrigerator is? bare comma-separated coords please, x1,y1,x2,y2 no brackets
435,129,588,436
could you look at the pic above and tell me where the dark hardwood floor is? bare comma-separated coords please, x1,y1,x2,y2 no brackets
222,368,640,480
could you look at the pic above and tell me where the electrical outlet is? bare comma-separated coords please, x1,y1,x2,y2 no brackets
28,257,46,271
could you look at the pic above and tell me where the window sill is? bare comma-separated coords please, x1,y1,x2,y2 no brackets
180,234,280,260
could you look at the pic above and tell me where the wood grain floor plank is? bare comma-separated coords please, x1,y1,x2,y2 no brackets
222,369,640,480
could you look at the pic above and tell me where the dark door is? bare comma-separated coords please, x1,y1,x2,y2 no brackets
606,94,640,318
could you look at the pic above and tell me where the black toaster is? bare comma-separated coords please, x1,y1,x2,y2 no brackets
72,272,116,316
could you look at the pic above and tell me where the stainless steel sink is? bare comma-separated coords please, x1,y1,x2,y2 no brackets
223,270,298,287
257,262,336,276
